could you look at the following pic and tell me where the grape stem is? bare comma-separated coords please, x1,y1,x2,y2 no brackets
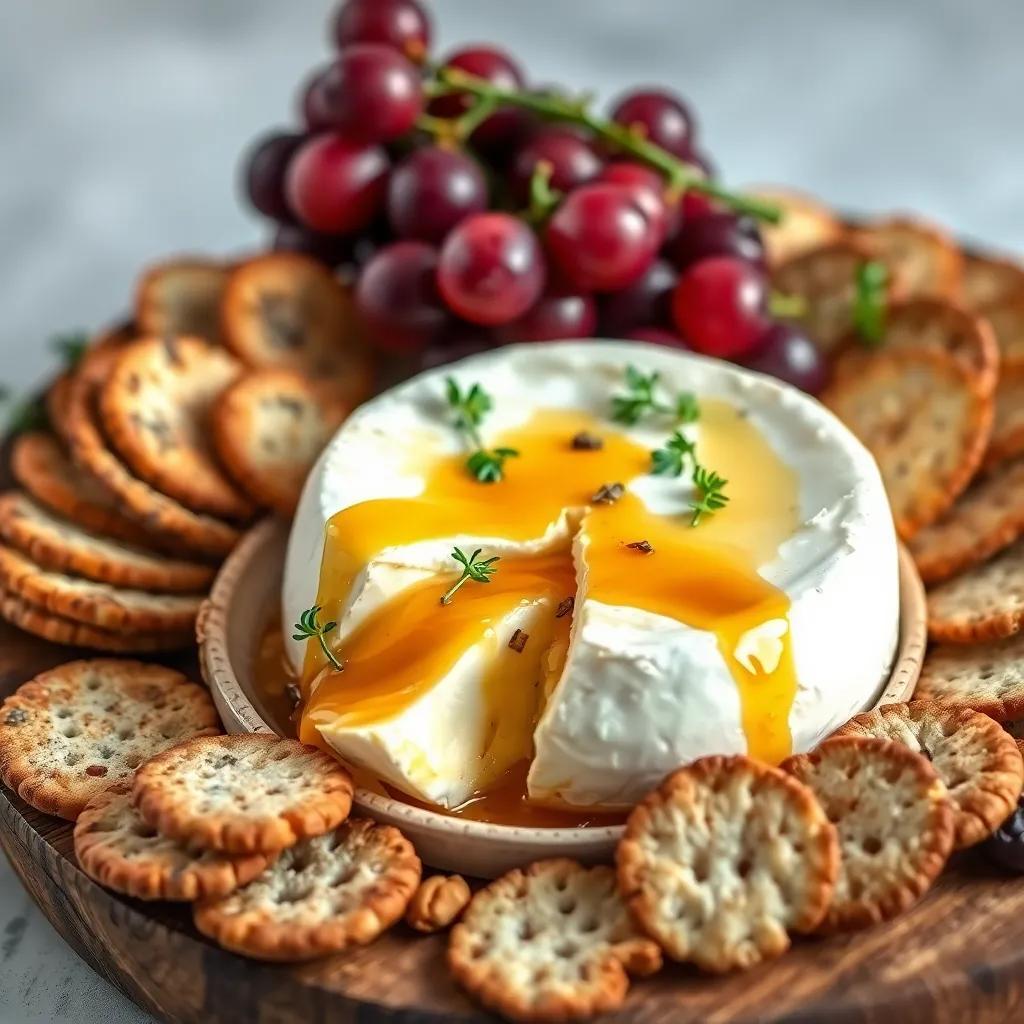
418,67,781,224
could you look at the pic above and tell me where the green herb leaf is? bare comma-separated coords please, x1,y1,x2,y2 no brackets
50,330,90,368
441,547,501,604
650,430,696,477
675,392,700,424
689,464,730,526
467,446,519,483
612,366,667,425
446,377,492,439
292,605,343,671
7,398,48,436
853,260,889,346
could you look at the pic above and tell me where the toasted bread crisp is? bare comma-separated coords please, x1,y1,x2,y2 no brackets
849,217,963,301
220,252,374,406
0,492,214,593
133,733,353,855
75,781,269,901
927,540,1024,644
617,755,838,972
834,701,1024,849
405,874,471,934
985,361,1024,471
962,253,1024,313
211,369,349,516
99,336,254,521
823,348,992,539
908,458,1024,584
450,859,661,1022
916,635,1024,720
0,660,218,820
746,186,843,266
194,818,421,961
135,258,230,344
783,737,953,932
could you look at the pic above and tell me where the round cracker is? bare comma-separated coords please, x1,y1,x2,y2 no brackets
0,491,214,593
211,369,349,517
833,701,1024,849
0,543,203,635
745,186,843,266
134,257,230,344
133,733,354,855
962,252,1024,313
823,348,992,539
984,360,1024,471
75,781,269,901
450,859,661,1021
908,457,1024,584
99,336,254,521
220,252,374,407
193,818,420,961
616,755,838,972
916,635,1024,720
783,736,953,932
0,659,219,820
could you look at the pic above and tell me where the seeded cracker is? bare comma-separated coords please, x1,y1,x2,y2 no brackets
134,257,231,344
916,635,1024,720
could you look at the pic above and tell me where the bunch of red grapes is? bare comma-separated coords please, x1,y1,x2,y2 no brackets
241,0,827,393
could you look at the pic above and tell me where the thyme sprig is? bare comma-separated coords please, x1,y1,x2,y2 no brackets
292,605,343,671
650,430,696,477
441,547,500,605
853,260,889,346
445,377,519,483
689,465,730,526
612,366,699,427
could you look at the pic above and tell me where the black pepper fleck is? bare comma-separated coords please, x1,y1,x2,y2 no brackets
556,597,575,619
626,540,654,554
591,482,625,505
508,629,529,653
571,431,604,451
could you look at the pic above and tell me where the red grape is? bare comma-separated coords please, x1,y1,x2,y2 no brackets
510,127,601,203
356,241,450,353
242,131,305,221
599,259,677,335
626,326,691,349
611,89,696,159
273,223,353,267
299,66,333,131
670,212,766,270
387,146,487,244
437,213,546,326
286,134,389,234
499,287,597,342
312,45,422,143
595,161,676,241
672,257,770,358
681,190,717,221
742,323,829,394
332,0,431,62
546,183,660,292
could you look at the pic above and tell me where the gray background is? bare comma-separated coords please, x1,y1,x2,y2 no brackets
1,1,1022,1020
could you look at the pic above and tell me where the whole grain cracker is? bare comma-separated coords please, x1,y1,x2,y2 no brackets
99,336,254,521
405,874,471,934
782,736,953,932
616,755,838,972
916,634,1024,720
746,186,843,266
74,781,270,901
134,258,230,344
834,701,1023,848
450,859,661,1022
133,733,353,855
962,253,1024,313
984,360,1024,471
0,491,213,593
193,818,420,961
0,659,218,819
211,368,349,516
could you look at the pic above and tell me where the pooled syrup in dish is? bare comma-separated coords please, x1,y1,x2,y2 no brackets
297,403,800,815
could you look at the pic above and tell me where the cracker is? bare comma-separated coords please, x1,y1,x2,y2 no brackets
220,252,374,407
916,635,1024,720
194,818,420,961
849,217,963,301
823,348,992,539
211,369,349,516
405,874,471,934
782,736,953,932
0,491,214,593
927,540,1024,644
74,781,269,901
133,733,354,855
746,186,843,266
0,659,219,820
834,701,1024,849
11,432,151,547
99,336,254,521
449,859,661,1021
135,258,230,344
984,360,1024,470
987,295,1024,364
908,457,1024,584
616,755,838,972
962,252,1024,313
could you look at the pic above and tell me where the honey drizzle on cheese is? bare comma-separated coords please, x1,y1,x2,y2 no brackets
300,403,800,805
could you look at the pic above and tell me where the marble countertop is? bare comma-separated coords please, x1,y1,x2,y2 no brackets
2,0,1023,1020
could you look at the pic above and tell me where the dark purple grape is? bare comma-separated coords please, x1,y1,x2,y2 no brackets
741,323,829,394
599,259,677,336
611,89,696,159
983,794,1024,872
242,130,305,221
626,325,691,349
509,127,602,203
387,146,488,244
332,0,432,62
499,287,597,343
671,212,766,271
299,66,333,131
273,223,353,267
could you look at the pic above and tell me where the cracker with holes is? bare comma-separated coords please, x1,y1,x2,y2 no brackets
823,349,992,539
782,736,953,932
0,660,219,820
0,492,214,593
194,818,420,961
220,252,374,407
449,859,661,1021
908,458,1024,584
747,187,843,266
99,336,254,521
74,781,270,901
135,258,230,344
963,253,1024,312
212,369,349,516
0,544,203,634
133,733,353,855
406,874,471,934
849,217,963,301
834,701,1023,849
616,755,838,972
916,635,1024,720
927,540,1024,644
985,361,1024,470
